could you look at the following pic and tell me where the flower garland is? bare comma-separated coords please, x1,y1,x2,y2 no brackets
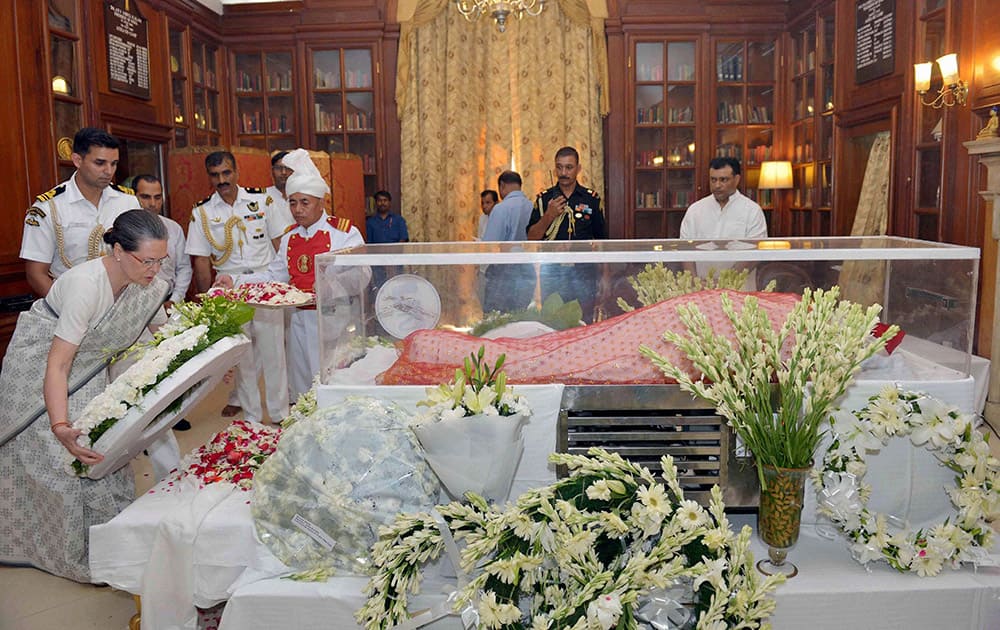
157,419,281,492
417,346,530,422
69,297,254,475
356,448,784,630
815,385,1000,576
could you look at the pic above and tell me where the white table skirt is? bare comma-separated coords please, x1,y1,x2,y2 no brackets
218,514,1000,630
88,385,564,623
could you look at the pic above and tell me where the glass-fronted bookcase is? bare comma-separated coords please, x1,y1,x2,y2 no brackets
191,37,221,146
788,9,835,236
308,46,379,197
233,50,297,151
631,39,698,238
712,39,777,222
626,36,777,239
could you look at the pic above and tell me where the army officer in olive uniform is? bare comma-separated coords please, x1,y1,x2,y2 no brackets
527,146,607,322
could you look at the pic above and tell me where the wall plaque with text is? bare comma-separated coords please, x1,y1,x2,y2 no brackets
105,0,150,99
855,0,895,84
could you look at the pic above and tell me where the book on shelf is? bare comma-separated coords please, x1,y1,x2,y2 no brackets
345,111,372,131
314,68,340,89
716,54,743,81
636,191,662,208
670,64,695,81
636,64,664,82
747,105,771,124
668,106,693,123
236,71,262,93
669,190,693,208
266,72,292,92
314,104,343,132
268,114,290,134
747,144,773,165
715,143,741,159
637,103,664,124
240,111,263,134
345,69,371,88
717,102,744,124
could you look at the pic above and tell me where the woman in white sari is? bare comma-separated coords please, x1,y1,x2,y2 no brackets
0,209,169,582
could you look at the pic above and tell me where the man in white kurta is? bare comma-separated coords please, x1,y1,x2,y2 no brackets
186,151,290,423
216,149,367,399
680,157,768,285
679,157,767,240
134,175,193,308
20,127,139,297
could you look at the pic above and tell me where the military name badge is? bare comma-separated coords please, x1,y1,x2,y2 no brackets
297,254,311,273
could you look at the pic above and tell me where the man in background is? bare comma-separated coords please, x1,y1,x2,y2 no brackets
265,150,296,241
366,191,409,243
527,146,607,321
680,156,767,240
21,127,139,297
133,174,192,311
482,171,534,312
478,189,498,240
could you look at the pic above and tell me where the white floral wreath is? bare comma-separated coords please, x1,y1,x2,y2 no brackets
815,385,1000,576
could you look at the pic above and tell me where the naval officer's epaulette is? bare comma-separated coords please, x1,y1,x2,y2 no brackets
327,215,353,233
111,183,135,195
244,186,267,194
194,195,213,208
35,184,66,203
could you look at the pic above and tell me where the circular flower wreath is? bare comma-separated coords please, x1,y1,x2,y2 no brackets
815,385,1000,577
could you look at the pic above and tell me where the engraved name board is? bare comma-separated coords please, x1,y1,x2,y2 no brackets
105,0,150,99
855,0,895,83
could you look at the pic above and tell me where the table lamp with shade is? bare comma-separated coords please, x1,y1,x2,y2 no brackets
757,160,793,210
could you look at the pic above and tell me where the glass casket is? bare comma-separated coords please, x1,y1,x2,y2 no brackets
314,237,980,507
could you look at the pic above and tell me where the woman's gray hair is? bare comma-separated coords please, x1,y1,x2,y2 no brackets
102,209,167,252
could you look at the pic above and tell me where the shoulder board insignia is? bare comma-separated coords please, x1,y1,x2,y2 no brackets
24,217,40,227
35,184,66,203
112,183,135,195
194,195,212,208
586,188,600,198
327,215,353,232
26,206,46,219
282,223,296,235
245,187,266,194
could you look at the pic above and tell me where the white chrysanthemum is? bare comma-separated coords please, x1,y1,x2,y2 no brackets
675,499,708,530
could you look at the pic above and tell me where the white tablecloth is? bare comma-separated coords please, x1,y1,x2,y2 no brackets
217,514,1000,630
88,385,564,627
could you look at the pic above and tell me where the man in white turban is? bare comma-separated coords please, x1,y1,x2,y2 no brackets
215,149,368,398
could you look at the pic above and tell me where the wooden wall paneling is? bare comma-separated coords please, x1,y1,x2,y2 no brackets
379,21,401,203
833,105,897,237
971,0,1000,104
1,1,37,289
604,15,625,238
88,0,171,129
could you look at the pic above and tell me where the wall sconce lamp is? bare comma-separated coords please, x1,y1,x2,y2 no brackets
758,161,794,190
914,53,968,108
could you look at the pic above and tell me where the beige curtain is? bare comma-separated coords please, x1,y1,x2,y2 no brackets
397,0,608,243
839,131,892,305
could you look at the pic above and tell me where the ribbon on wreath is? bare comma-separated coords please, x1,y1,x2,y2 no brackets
635,584,695,629
390,510,478,630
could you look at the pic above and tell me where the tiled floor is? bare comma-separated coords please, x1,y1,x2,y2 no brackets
0,382,236,630
3,387,1000,629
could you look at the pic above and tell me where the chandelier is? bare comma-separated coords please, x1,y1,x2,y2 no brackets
454,0,546,33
